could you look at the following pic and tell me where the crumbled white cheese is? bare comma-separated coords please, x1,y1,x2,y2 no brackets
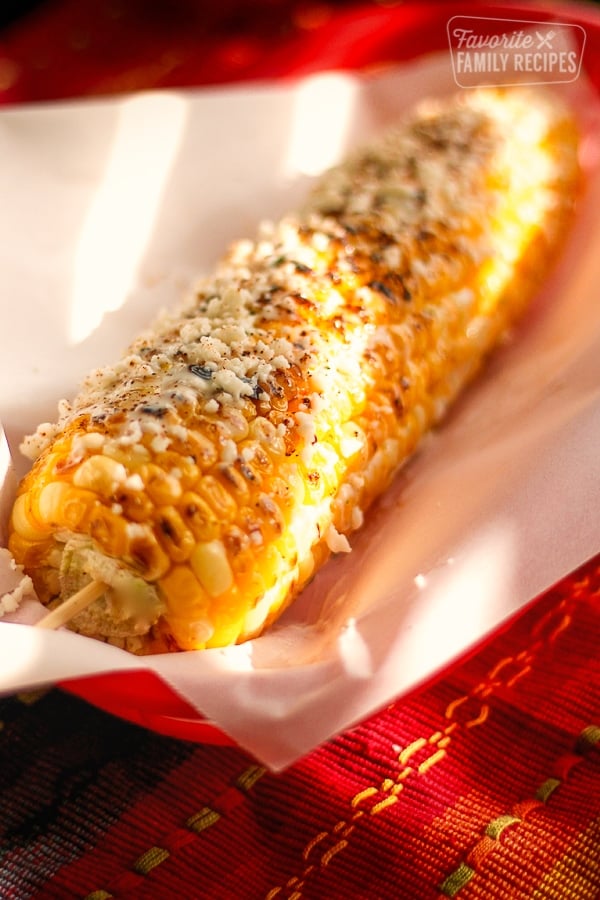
150,434,171,453
0,548,34,617
220,439,237,465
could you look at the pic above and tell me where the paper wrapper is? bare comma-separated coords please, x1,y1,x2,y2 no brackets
1,55,600,770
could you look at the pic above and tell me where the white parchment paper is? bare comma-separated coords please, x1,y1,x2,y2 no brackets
1,55,599,769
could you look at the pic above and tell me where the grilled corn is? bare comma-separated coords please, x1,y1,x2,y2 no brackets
8,87,579,653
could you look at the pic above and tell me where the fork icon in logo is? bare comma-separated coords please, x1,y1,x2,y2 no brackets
536,30,556,48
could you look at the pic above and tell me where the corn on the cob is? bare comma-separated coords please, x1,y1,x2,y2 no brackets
8,87,579,653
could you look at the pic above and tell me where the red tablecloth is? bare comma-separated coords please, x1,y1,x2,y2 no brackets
1,2,599,898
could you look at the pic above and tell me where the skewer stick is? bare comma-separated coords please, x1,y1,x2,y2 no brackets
35,580,107,630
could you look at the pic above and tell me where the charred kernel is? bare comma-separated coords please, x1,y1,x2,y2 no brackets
155,507,195,563
88,507,128,557
189,364,213,380
114,488,154,523
293,261,312,273
239,461,258,482
180,491,220,541
139,405,168,417
223,524,250,558
369,280,397,303
127,528,171,580
219,465,250,500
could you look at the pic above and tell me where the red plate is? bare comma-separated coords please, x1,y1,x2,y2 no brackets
60,0,600,742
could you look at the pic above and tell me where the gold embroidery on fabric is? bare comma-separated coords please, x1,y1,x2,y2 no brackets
265,595,583,899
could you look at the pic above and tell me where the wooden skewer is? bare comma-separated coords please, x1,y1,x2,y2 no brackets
35,580,107,630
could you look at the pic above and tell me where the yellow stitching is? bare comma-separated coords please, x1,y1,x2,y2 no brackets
465,704,489,728
17,690,49,705
577,724,600,752
418,748,447,774
440,861,476,896
302,830,329,860
370,795,398,815
488,655,517,680
475,683,494,698
331,820,355,840
399,737,427,764
548,613,571,642
132,846,169,875
439,722,598,896
351,787,378,807
186,807,220,832
485,814,521,839
535,777,561,803
265,592,580,899
506,665,531,688
321,839,348,866
235,764,266,791
471,681,491,697
445,695,469,720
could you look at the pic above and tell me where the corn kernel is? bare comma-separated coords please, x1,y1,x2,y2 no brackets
155,451,200,490
221,407,250,442
127,525,171,580
103,440,150,467
179,491,220,541
155,506,196,563
159,565,208,618
140,463,182,505
36,481,94,532
88,506,128,557
36,481,69,525
114,487,154,523
10,493,50,540
199,475,237,519
73,454,127,496
166,616,215,650
190,540,233,597
248,417,286,456
185,431,218,470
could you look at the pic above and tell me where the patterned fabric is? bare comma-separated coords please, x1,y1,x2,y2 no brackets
1,1,599,898
1,557,599,898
